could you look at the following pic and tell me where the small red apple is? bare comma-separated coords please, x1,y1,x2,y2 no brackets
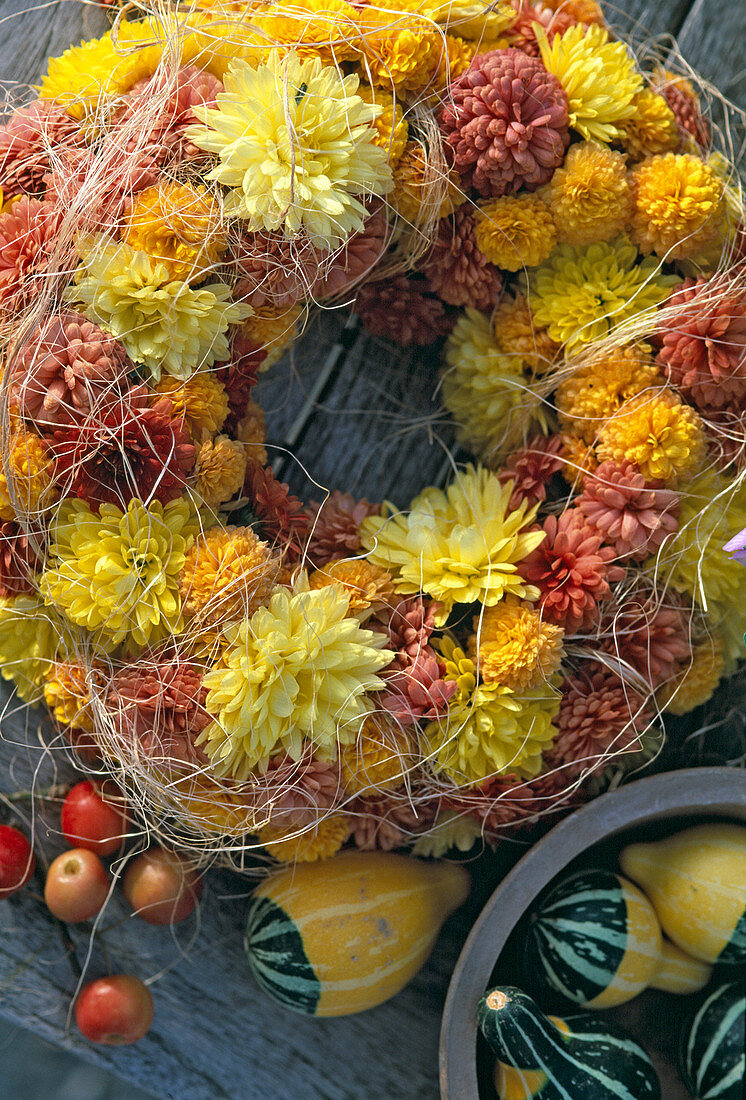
75,975,154,1045
61,780,129,857
44,848,110,922
0,825,35,899
121,847,202,925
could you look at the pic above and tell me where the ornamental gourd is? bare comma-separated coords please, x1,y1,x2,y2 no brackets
679,981,746,1100
620,823,746,964
244,850,470,1016
648,938,712,995
477,986,661,1100
526,869,662,1008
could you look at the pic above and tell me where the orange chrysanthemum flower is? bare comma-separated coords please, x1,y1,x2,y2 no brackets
180,525,281,626
596,389,706,486
308,558,396,616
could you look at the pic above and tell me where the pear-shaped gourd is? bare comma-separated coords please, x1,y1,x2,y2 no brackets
478,986,661,1100
648,938,712,995
526,869,662,1008
244,850,469,1016
679,981,745,1100
620,823,746,964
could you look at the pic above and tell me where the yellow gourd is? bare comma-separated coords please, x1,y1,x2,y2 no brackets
620,823,746,964
244,850,470,1016
648,938,713,994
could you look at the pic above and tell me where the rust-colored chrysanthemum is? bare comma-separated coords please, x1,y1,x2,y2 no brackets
316,206,390,300
601,591,692,688
652,67,711,150
542,0,604,24
577,460,680,562
546,665,652,777
244,462,312,561
0,197,63,316
44,144,159,230
497,435,564,510
115,64,224,164
424,206,502,311
379,644,457,727
194,435,246,508
233,230,322,308
180,524,280,626
215,334,264,429
655,276,746,413
349,792,437,851
505,0,577,57
518,509,624,632
0,98,82,199
439,48,570,197
0,520,40,596
308,558,396,616
305,490,380,566
48,392,195,507
492,291,559,372
356,273,453,346
248,750,342,830
11,311,130,429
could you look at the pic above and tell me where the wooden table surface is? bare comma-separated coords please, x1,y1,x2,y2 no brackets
1,2,745,1097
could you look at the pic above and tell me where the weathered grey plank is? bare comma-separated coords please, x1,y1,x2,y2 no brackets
0,0,109,92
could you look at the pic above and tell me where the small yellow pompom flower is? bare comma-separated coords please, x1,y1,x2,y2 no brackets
199,584,392,778
443,309,547,461
123,182,227,284
524,237,677,351
175,774,255,838
623,89,679,161
560,432,598,483
444,35,476,80
474,194,556,272
360,465,545,620
67,239,250,382
0,595,76,703
235,400,268,467
258,814,350,862
423,639,559,784
356,8,443,95
187,52,392,247
308,559,397,617
357,83,409,168
249,0,360,64
541,141,632,247
629,153,724,260
194,435,247,508
44,662,94,732
151,373,229,444
241,303,303,370
492,293,559,374
41,497,199,649
469,597,565,692
659,634,725,716
556,346,664,443
340,715,413,794
391,141,461,228
596,388,706,486
180,525,280,627
0,431,55,521
537,23,643,144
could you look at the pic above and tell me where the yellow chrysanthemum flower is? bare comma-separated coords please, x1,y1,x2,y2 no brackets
622,89,679,161
360,465,545,621
596,388,706,486
199,584,392,777
541,141,632,247
491,293,558,374
555,345,664,443
422,639,559,784
659,634,725,716
180,525,280,627
194,435,247,508
235,400,268,467
0,430,56,521
442,309,547,461
67,239,251,382
629,153,725,260
524,237,677,351
474,194,556,272
340,714,413,794
123,182,227,284
249,0,360,64
308,559,397,617
560,432,598,484
411,810,484,858
0,595,77,703
418,0,516,40
258,813,350,862
468,597,565,692
241,303,303,370
41,497,199,649
357,83,409,167
355,7,443,95
187,51,392,247
444,34,475,80
43,662,95,732
537,23,642,143
151,373,229,444
391,141,461,228
174,773,256,837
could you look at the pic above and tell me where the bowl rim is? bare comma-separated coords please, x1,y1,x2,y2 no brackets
438,766,746,1099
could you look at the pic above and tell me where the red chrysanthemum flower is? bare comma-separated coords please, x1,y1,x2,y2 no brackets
316,205,389,300
439,48,570,197
601,591,693,688
577,460,680,562
655,276,746,413
356,273,453,345
506,0,577,57
653,71,711,150
10,311,130,429
244,461,311,560
0,520,40,596
378,645,457,726
518,509,625,632
0,98,83,199
348,792,438,851
0,197,64,316
305,490,380,565
233,231,322,309
48,390,195,507
215,333,265,429
498,434,564,510
423,205,502,311
248,750,342,830
107,657,211,766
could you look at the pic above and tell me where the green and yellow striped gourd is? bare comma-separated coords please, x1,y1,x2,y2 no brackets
526,869,662,1008
648,938,712,995
620,823,746,964
244,850,469,1016
679,981,745,1100
477,986,661,1100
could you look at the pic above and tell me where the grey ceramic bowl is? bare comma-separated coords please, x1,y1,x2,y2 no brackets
439,767,746,1099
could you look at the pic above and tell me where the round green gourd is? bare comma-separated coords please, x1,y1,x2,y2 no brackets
679,981,745,1100
477,985,661,1100
526,868,662,1008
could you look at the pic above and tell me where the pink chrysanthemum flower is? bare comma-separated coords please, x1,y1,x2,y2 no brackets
44,144,159,229
244,462,312,560
0,98,82,199
115,65,224,164
305,491,380,565
601,591,693,688
349,792,438,851
379,645,457,726
505,0,578,57
316,205,390,300
497,435,564,510
248,750,342,830
0,197,63,316
577,460,680,562
423,206,502,311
